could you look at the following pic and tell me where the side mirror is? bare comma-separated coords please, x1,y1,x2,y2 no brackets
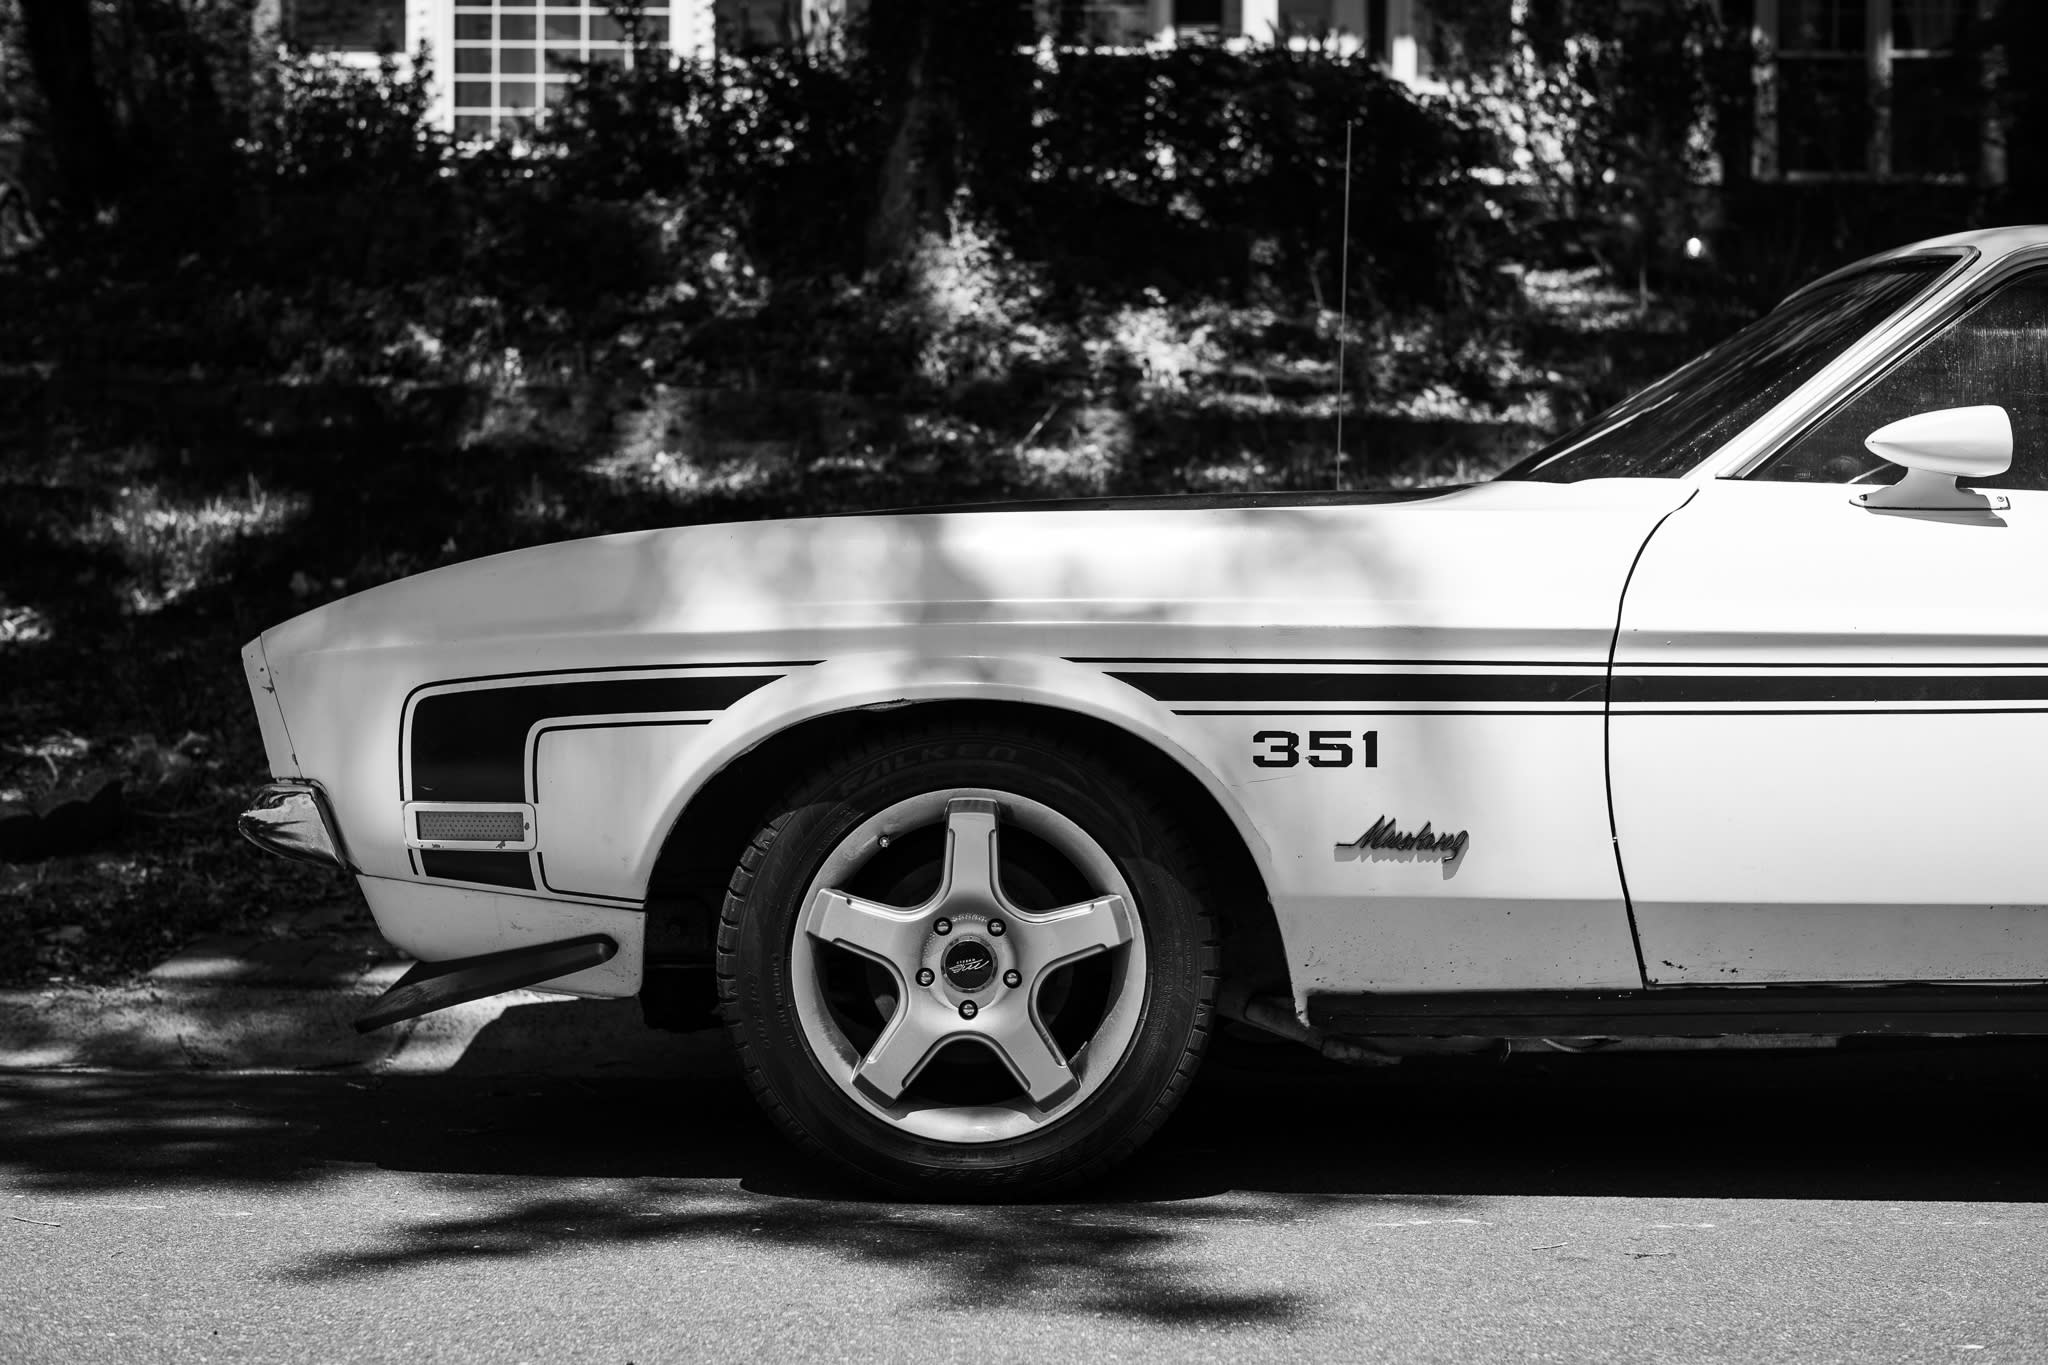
1853,404,2013,511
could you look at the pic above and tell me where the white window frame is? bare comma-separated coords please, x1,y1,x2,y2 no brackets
417,0,700,134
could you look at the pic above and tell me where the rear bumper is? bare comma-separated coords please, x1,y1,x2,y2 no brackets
238,782,352,871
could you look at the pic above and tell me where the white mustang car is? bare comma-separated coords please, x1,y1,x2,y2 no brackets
241,226,2048,1191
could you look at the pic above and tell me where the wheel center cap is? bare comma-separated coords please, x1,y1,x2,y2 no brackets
941,938,997,992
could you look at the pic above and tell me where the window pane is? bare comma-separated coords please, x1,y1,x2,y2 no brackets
543,80,570,106
1892,0,1965,51
545,13,581,39
1778,56,1870,172
501,13,535,37
500,46,538,73
501,80,539,110
1781,0,1864,51
453,46,492,73
1414,1,1511,79
545,47,579,72
643,16,668,42
589,45,624,65
591,14,623,41
454,81,493,109
454,114,495,138
1892,54,1979,177
454,14,492,39
500,0,536,6
1753,271,2048,490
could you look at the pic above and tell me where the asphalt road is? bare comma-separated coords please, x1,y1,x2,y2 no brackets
4,1015,2046,1364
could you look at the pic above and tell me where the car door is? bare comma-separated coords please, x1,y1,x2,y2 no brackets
1611,261,2048,985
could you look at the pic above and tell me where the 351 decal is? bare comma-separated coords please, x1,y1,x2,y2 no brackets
1251,729,1378,769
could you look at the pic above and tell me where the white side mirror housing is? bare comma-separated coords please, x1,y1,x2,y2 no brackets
1853,404,2013,510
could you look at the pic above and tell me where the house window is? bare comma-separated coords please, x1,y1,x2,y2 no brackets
1775,0,1870,173
449,0,670,139
1760,0,1987,180
1373,1,1493,91
1889,0,1978,176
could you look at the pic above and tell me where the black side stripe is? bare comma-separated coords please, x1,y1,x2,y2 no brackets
410,676,775,803
1102,666,2048,710
419,849,534,890
1613,674,2048,705
1618,660,2048,669
1107,671,1606,705
396,661,818,798
1169,708,1595,717
1072,656,1593,667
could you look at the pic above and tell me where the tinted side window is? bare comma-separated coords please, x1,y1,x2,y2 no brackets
1499,260,1946,482
1751,269,2048,489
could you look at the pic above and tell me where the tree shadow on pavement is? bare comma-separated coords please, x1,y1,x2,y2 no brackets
4,1029,2046,1203
3,1030,2046,1326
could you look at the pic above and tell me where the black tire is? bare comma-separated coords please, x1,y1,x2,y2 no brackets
717,719,1219,1195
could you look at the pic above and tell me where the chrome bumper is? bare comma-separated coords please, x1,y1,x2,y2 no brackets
238,782,352,871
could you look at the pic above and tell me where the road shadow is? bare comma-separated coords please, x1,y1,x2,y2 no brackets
4,1021,2046,1206
5,1023,2045,1321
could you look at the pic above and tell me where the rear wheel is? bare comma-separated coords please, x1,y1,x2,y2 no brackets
717,723,1218,1194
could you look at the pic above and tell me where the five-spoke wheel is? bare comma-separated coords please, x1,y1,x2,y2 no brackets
719,724,1217,1193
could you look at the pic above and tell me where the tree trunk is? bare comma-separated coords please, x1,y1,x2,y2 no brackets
17,0,124,220
864,0,955,276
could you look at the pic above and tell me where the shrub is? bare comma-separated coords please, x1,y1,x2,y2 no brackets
1014,42,1513,314
542,42,889,280
235,50,465,285
537,37,1511,315
1428,0,1751,288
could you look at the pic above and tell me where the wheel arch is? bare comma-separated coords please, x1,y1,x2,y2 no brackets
640,694,1287,1007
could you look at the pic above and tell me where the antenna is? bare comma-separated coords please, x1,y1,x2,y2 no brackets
1334,119,1354,490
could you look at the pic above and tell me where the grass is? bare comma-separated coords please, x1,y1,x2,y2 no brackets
0,260,1733,987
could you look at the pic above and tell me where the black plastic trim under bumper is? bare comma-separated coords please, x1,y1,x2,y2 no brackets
355,934,619,1033
1306,986,2048,1039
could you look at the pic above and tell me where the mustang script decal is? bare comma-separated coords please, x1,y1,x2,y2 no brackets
1336,816,1469,864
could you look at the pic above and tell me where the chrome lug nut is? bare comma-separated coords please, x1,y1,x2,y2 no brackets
1003,969,1021,988
988,919,1006,937
958,1000,978,1020
916,967,935,987
933,917,952,936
